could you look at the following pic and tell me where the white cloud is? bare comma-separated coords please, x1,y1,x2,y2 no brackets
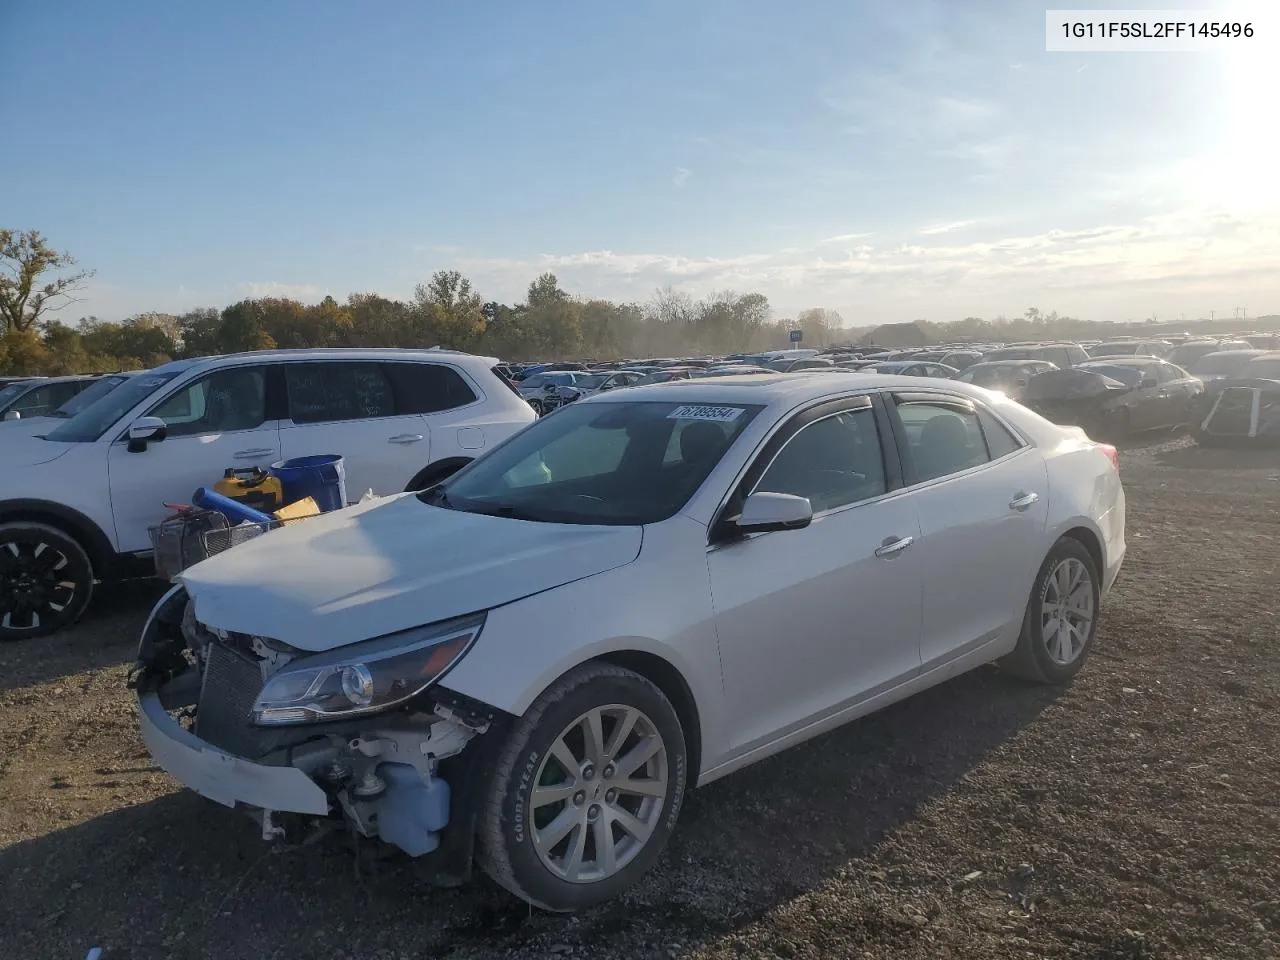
238,281,326,300
437,207,1280,322
919,220,976,236
672,167,692,188
821,232,874,243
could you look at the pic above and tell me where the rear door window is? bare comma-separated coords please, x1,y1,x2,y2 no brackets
285,362,396,424
893,397,991,482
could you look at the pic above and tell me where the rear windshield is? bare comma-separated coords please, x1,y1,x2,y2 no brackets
1247,359,1280,380
1088,342,1141,357
1189,352,1261,376
1076,364,1145,386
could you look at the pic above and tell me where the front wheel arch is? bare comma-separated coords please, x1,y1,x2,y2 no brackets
0,500,114,578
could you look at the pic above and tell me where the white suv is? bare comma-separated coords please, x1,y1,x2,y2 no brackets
0,348,535,640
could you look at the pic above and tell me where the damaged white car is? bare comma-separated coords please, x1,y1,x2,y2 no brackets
133,374,1125,911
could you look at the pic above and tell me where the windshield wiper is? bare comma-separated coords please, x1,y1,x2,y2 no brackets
417,486,451,507
461,501,546,522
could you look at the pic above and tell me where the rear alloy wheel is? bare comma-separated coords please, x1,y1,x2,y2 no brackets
999,537,1100,684
477,662,687,911
0,522,95,641
528,398,544,416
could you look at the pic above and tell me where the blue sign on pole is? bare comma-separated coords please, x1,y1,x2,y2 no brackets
788,329,803,343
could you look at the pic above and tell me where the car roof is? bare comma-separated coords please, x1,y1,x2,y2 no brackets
582,371,997,410
8,374,97,386
178,347,502,373
1080,356,1164,367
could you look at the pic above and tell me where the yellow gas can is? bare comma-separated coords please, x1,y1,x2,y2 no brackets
213,467,285,514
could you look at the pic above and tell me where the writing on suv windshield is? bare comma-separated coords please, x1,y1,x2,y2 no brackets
423,400,763,525
45,371,184,443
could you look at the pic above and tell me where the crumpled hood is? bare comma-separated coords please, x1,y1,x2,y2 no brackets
0,433,74,468
182,493,643,651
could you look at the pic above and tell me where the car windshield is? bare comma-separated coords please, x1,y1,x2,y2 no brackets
44,369,185,442
423,399,764,525
574,374,607,389
0,383,29,409
48,375,130,418
1188,352,1261,376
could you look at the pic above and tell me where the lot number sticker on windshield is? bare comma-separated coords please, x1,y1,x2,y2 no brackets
667,404,745,423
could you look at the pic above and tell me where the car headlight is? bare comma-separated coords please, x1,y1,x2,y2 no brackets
250,613,484,726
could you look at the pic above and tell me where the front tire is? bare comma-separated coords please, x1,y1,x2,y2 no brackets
0,522,95,641
477,662,688,911
999,537,1100,684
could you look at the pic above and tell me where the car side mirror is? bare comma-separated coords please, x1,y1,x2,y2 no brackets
734,492,813,534
1140,376,1157,388
3,410,20,422
1014,378,1028,387
126,416,167,453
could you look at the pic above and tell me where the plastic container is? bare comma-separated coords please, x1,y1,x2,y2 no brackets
375,763,451,856
213,467,285,513
192,487,278,527
270,455,348,513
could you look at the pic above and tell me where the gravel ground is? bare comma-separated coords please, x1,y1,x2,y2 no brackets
2,434,1278,960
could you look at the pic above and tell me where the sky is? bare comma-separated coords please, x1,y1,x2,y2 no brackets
3,0,1278,327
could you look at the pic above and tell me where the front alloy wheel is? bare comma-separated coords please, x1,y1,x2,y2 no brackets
478,662,687,911
530,704,669,884
0,522,95,641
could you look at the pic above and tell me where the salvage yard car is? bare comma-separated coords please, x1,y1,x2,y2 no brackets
1021,358,1202,440
0,348,534,640
133,373,1126,912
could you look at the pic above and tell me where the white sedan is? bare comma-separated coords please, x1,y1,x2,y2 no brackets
133,373,1126,911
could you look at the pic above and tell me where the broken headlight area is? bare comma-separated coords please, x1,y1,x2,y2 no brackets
131,586,502,866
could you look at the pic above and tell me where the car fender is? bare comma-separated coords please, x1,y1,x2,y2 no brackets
437,518,727,778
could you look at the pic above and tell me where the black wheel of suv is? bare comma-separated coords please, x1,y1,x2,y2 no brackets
0,522,95,641
477,662,688,912
999,537,1100,684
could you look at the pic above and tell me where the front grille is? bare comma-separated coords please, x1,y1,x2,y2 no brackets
197,642,267,758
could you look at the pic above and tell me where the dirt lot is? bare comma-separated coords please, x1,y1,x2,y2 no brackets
2,435,1278,960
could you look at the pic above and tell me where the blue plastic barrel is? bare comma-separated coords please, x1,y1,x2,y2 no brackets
270,455,348,513
191,487,277,526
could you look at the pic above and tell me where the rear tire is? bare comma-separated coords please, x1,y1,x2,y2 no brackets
0,522,95,641
477,662,687,912
999,537,1100,684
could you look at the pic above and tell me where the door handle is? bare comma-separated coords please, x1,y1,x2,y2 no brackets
1009,491,1040,511
874,535,913,558
388,434,425,445
233,448,275,460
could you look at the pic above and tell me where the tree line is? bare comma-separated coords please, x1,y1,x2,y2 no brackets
4,228,1269,377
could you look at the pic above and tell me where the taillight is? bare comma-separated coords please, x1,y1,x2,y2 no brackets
1094,442,1120,472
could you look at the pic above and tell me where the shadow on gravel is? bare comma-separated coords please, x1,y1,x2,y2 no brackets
0,577,167,695
1,665,1062,960
1155,443,1280,470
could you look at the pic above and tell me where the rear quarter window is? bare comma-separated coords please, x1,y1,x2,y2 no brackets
385,362,479,414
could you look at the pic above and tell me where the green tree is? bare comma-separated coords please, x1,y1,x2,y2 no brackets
412,270,487,349
0,229,95,333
